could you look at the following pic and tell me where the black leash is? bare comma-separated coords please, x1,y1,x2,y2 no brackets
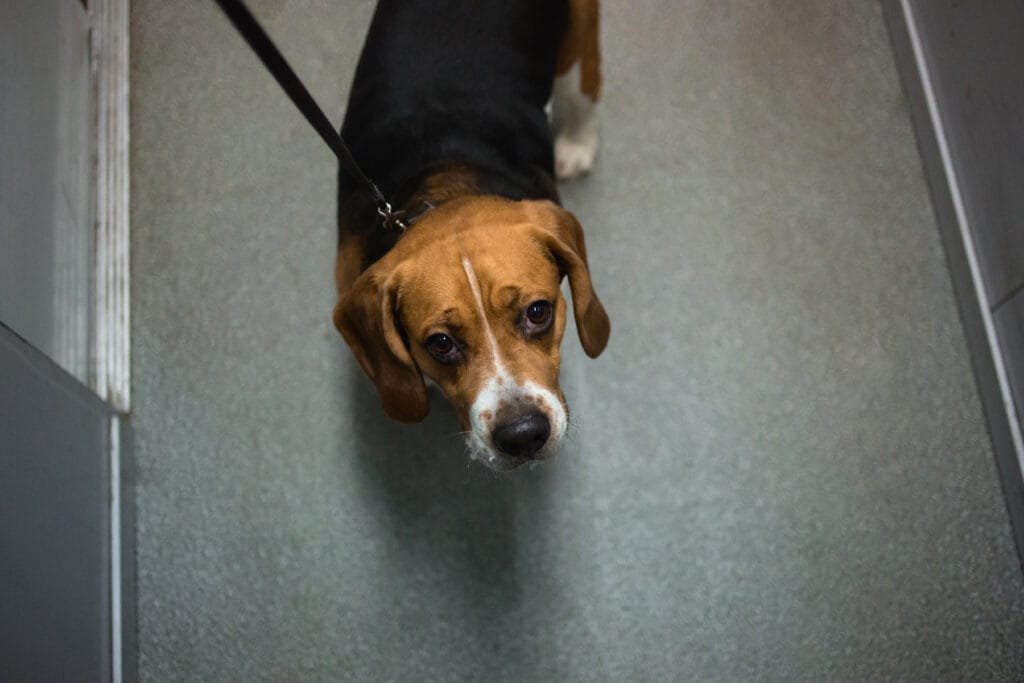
213,0,407,232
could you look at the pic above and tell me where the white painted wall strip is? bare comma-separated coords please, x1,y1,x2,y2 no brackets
93,0,131,412
109,416,123,683
93,2,130,679
900,0,1024,473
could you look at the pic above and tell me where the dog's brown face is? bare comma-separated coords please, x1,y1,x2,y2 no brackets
335,197,609,470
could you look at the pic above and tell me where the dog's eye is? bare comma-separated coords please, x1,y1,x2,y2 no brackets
524,300,553,333
425,333,461,363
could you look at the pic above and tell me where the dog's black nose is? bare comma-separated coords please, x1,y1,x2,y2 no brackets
492,411,551,458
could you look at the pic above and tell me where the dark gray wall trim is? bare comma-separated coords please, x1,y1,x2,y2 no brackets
882,1,1024,570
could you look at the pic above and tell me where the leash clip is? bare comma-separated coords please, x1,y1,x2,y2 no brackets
377,200,408,233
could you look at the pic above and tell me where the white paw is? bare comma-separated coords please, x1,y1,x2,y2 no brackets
551,63,600,181
555,130,598,180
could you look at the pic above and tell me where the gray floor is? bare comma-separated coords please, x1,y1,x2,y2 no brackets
131,1,1024,680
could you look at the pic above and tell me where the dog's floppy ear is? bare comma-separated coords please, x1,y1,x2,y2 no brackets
532,202,610,358
334,264,428,423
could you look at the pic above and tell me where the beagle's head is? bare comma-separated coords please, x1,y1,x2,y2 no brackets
334,197,610,471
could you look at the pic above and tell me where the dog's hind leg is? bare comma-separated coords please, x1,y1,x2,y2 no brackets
552,0,601,180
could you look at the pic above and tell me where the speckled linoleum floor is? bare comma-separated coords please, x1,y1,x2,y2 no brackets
130,1,1024,679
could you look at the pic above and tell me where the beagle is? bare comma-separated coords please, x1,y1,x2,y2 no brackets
333,0,609,471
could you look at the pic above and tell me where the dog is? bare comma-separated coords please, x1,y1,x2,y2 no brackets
333,0,609,471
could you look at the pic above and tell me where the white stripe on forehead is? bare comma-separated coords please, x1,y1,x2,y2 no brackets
460,254,569,468
461,256,510,378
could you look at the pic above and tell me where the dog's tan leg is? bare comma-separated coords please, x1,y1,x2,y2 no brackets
553,0,601,180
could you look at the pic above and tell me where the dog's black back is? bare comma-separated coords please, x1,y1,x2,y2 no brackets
339,0,568,261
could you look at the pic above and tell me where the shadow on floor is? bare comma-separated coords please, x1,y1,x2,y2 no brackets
336,371,568,658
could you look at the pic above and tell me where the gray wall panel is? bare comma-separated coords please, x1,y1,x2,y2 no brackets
905,0,1024,304
0,324,113,681
0,0,93,382
884,1,1024,565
